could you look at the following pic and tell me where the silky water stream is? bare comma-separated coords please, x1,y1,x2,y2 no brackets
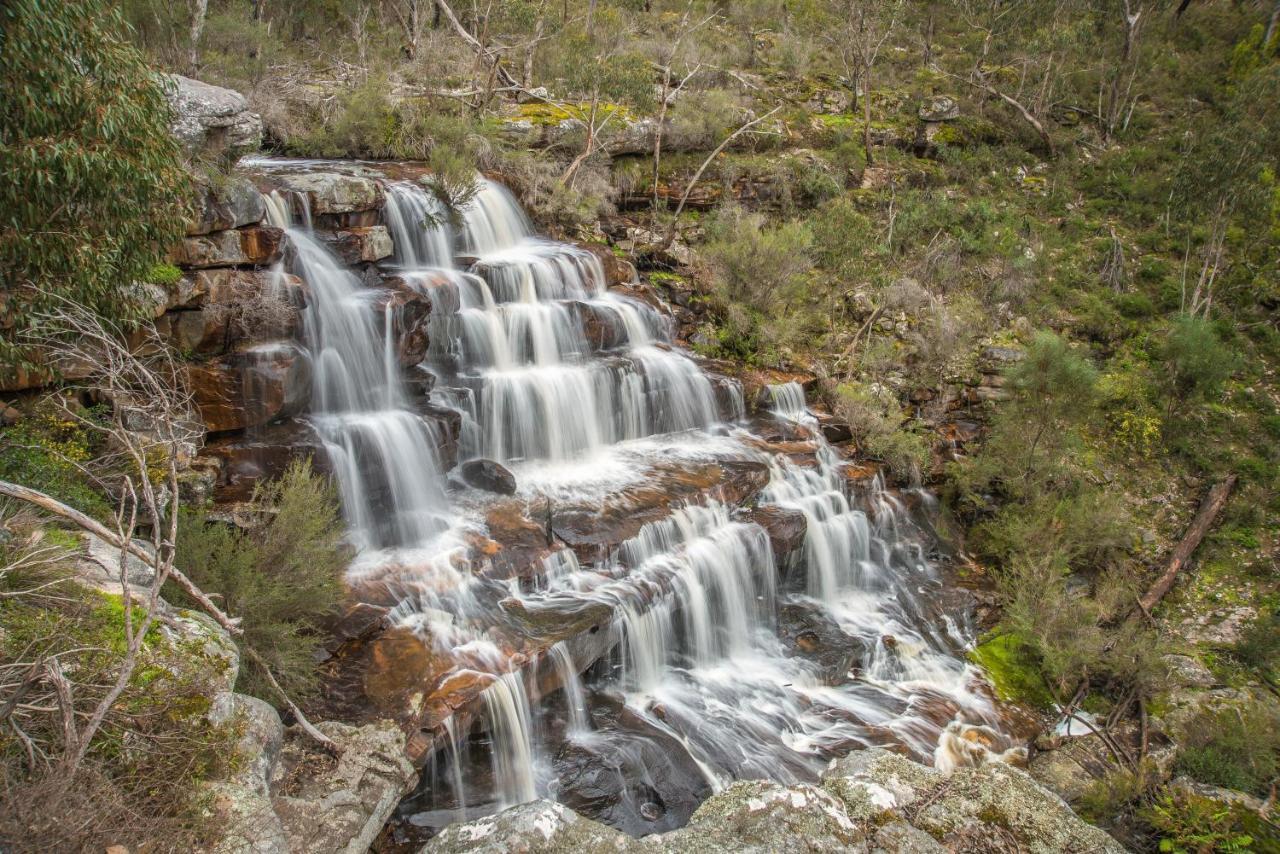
255,166,1015,841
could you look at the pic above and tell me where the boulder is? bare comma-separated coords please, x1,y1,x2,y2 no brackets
371,287,432,368
919,96,960,122
657,779,864,851
270,720,418,854
423,800,636,853
165,75,263,160
270,172,383,215
746,505,808,579
207,693,289,854
460,459,518,495
187,176,267,236
172,226,285,268
429,748,1123,853
187,344,312,434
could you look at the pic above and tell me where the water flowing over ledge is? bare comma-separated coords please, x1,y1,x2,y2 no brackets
245,159,1019,841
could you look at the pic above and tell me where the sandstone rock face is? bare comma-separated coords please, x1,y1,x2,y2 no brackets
188,176,267,236
271,720,418,854
188,343,312,433
422,749,1125,853
158,271,308,355
272,172,383,215
166,75,263,160
326,226,395,265
173,226,285,268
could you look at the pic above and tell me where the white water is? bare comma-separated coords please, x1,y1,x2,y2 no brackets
253,167,1012,835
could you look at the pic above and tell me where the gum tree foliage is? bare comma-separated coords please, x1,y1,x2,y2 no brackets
0,0,190,372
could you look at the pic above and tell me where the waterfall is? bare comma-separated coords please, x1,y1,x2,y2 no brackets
249,164,1014,837
263,191,451,552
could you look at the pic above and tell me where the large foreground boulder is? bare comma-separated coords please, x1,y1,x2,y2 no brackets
422,748,1125,853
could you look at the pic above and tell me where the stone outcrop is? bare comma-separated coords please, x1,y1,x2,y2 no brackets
172,225,285,268
270,172,384,216
188,343,312,434
165,75,263,160
188,176,269,236
424,748,1124,853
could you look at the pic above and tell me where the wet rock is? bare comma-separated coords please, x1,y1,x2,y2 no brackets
324,226,395,265
271,172,383,215
363,628,453,719
577,243,637,287
271,720,418,854
778,601,863,683
460,459,518,495
371,288,433,368
165,75,263,160
747,505,807,581
187,343,312,434
172,225,285,268
202,418,328,502
423,800,636,853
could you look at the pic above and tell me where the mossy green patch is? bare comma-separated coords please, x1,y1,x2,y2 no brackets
969,633,1056,709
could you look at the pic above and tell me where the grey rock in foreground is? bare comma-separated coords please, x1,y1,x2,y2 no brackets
421,748,1125,853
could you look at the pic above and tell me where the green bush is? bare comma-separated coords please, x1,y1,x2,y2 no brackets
1172,701,1280,796
1,0,190,371
0,402,111,519
1162,315,1240,408
171,459,349,703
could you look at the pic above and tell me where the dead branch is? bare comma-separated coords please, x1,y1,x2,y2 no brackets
0,480,241,636
434,0,520,89
948,70,1055,157
1138,475,1237,613
661,104,783,249
243,646,340,755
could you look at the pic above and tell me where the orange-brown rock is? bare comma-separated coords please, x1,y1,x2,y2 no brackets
171,225,284,268
187,344,311,434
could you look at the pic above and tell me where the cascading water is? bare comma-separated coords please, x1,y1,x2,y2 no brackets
263,191,452,553
251,163,1016,840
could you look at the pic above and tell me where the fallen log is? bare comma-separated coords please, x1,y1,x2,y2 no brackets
1138,474,1237,613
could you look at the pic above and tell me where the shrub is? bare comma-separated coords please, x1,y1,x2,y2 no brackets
1231,611,1280,675
171,459,348,703
833,383,930,482
0,512,229,852
1,0,190,371
1172,701,1280,796
1161,315,1239,408
1141,790,1276,854
0,400,112,519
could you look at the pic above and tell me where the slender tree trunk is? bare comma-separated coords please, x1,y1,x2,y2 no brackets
188,0,208,73
863,66,874,166
1267,0,1280,46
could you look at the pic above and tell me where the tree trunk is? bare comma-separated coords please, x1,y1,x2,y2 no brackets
862,66,874,166
1138,475,1237,613
1267,0,1280,46
188,0,208,74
